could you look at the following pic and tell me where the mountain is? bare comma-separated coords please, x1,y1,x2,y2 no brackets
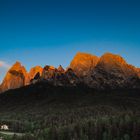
88,53,140,89
0,62,28,93
41,65,56,80
70,52,99,77
0,63,43,93
57,65,65,73
0,52,140,93
37,65,79,86
136,68,140,78
0,53,140,140
28,66,43,84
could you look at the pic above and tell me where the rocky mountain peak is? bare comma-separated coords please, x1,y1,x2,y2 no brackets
136,68,140,78
98,52,127,67
0,52,140,93
57,65,65,72
43,65,55,71
13,61,22,66
96,53,137,77
8,61,27,77
0,61,28,93
41,65,56,80
28,66,43,81
10,61,25,72
70,52,99,77
88,53,139,89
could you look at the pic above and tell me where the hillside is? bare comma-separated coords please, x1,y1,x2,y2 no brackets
0,83,140,139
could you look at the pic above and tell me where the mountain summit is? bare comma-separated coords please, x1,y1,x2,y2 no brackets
0,61,27,93
28,66,43,82
0,52,140,93
89,53,139,89
70,52,99,77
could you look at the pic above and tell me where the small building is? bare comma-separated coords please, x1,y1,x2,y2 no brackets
1,125,9,130
0,137,4,140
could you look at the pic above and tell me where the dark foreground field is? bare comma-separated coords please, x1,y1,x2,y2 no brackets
0,83,140,140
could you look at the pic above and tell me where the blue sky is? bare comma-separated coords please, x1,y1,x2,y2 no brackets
0,0,140,82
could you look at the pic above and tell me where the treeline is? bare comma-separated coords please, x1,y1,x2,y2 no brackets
1,113,140,140
0,84,140,139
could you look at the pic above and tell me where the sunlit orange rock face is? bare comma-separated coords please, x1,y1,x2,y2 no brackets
28,66,43,83
0,52,140,93
95,53,137,76
89,53,139,89
70,52,99,77
42,65,57,80
136,68,140,78
0,62,28,92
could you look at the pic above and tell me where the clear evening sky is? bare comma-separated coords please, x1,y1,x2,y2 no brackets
0,0,140,83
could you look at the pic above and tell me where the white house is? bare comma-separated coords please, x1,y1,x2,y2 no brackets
1,125,9,130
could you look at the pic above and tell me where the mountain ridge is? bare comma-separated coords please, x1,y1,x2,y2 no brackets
0,52,140,93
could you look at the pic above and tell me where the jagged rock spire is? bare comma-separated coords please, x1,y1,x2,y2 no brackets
28,66,43,80
0,61,27,92
57,65,65,72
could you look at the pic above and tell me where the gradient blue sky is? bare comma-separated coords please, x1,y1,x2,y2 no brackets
0,0,140,82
